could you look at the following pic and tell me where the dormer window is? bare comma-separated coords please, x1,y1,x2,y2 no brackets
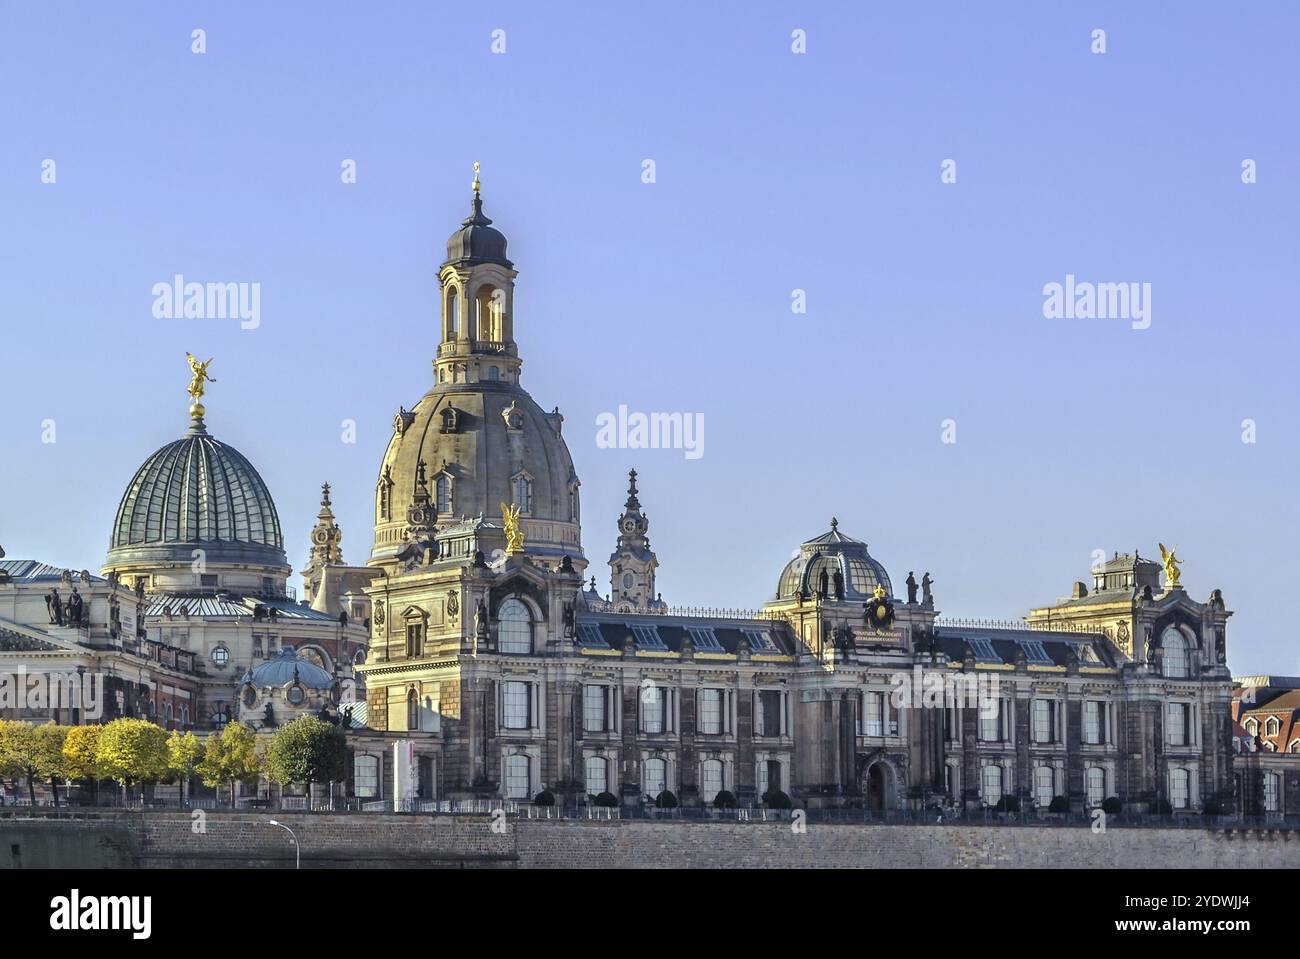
512,471,533,514
439,407,459,434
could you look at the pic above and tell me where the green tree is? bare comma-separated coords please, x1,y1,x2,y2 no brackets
62,725,103,803
197,722,261,805
264,716,347,801
166,730,204,805
35,725,70,806
0,721,40,803
95,718,170,801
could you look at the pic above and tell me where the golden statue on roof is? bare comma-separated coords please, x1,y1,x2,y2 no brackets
185,353,216,402
501,501,525,555
1158,543,1182,589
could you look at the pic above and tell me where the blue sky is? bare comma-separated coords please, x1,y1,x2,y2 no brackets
1,1,1297,674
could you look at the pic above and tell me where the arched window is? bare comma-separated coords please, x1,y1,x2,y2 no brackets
475,286,500,341
585,756,608,796
701,759,724,801
644,758,667,799
497,599,532,654
568,481,580,522
354,755,379,798
981,765,1003,806
1245,718,1259,736
1033,765,1054,808
407,690,419,731
1266,716,1280,737
1161,628,1188,678
445,287,460,338
504,754,530,799
1169,767,1190,809
435,475,450,514
1085,766,1106,807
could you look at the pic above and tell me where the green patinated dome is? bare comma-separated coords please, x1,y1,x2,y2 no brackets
106,419,286,570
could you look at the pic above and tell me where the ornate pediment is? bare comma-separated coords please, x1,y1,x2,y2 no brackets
0,629,63,652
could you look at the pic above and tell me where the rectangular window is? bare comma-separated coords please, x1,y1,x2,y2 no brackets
583,685,608,733
864,692,883,737
756,690,782,737
641,686,666,733
979,700,1004,742
1032,699,1055,744
354,755,379,798
1083,701,1100,744
1167,703,1189,746
406,624,423,658
1264,773,1281,812
698,688,723,734
503,681,531,730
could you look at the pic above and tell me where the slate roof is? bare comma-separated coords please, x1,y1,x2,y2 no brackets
577,613,795,656
932,625,1118,668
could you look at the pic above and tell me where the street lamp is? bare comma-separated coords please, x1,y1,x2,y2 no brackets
266,819,300,870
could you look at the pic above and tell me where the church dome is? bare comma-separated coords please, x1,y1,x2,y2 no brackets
247,646,335,689
106,419,287,572
371,381,582,565
776,519,892,601
445,192,511,268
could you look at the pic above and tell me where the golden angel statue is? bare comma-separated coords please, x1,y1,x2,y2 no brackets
1158,543,1182,588
500,502,525,555
185,353,216,401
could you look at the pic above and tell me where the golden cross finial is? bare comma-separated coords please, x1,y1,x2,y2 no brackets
472,161,481,193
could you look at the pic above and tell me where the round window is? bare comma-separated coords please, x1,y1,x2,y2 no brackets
242,686,257,707
287,685,306,705
623,572,634,588
212,645,230,667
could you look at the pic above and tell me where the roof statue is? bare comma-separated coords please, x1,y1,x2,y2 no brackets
185,352,216,420
1158,543,1182,589
501,502,525,556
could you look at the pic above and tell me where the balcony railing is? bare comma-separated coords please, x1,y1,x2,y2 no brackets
437,339,514,357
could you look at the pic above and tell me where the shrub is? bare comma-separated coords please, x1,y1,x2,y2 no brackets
1102,796,1123,815
712,789,737,809
1048,795,1070,813
762,789,793,809
593,791,619,808
533,789,556,806
655,789,678,809
1153,798,1173,816
994,795,1021,813
1203,798,1223,816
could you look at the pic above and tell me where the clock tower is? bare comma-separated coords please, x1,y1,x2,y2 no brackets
608,470,664,612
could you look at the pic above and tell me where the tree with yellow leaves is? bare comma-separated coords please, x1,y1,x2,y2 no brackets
95,718,169,802
166,730,204,806
197,721,261,806
62,725,103,803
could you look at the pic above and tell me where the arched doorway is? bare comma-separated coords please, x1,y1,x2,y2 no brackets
864,761,893,816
